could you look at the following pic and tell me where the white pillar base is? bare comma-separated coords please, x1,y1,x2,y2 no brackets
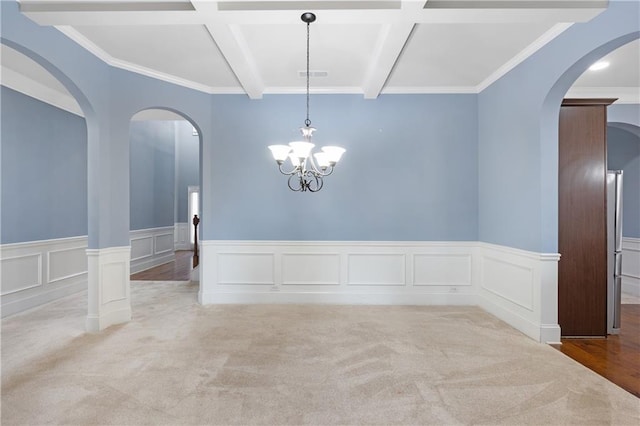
86,246,132,332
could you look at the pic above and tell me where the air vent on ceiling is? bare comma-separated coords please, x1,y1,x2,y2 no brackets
299,70,329,78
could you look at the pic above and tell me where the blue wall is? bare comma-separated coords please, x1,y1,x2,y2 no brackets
209,94,478,241
1,87,87,244
175,121,200,223
608,125,640,238
609,104,640,128
2,0,637,250
478,1,639,253
129,121,175,230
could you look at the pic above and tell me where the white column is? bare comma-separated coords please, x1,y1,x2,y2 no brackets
86,246,132,332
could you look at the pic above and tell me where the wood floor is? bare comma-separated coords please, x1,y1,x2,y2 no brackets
130,250,194,281
553,304,640,398
132,253,639,398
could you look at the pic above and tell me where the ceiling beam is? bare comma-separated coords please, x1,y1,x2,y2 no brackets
19,0,606,26
192,1,264,99
362,1,423,99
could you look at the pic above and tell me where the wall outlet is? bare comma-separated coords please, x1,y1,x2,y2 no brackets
270,285,280,292
449,287,458,293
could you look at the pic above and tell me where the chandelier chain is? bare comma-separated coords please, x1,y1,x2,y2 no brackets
305,20,311,127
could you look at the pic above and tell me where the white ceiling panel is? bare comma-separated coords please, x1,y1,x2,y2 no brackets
386,22,555,88
73,24,241,89
241,23,381,89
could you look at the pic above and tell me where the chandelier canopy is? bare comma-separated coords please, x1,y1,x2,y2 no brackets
268,12,345,192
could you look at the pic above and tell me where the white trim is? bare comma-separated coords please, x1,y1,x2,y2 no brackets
380,86,478,95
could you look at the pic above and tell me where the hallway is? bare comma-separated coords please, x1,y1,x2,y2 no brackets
130,250,193,281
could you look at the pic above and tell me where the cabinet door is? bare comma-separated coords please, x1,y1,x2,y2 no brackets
558,102,609,337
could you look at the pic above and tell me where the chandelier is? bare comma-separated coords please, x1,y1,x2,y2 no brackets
268,12,345,192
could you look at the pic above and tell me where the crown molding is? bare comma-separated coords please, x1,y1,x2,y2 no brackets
381,86,478,94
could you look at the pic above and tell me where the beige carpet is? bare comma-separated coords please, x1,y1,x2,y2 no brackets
2,281,639,425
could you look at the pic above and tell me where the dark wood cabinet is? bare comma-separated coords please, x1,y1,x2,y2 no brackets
558,98,616,337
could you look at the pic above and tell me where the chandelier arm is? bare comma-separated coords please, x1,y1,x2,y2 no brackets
308,174,323,192
278,163,300,176
314,166,335,177
287,174,303,192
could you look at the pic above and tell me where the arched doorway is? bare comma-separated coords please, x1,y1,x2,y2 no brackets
128,108,202,290
0,42,92,317
546,36,639,338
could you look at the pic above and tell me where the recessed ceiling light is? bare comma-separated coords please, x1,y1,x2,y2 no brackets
589,61,610,71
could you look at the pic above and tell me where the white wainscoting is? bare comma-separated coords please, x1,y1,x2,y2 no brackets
199,240,561,343
476,243,561,344
199,241,477,306
1,236,88,317
130,227,176,274
1,227,176,317
622,237,640,297
174,222,190,251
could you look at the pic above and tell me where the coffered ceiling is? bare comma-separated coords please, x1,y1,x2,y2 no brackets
2,0,638,117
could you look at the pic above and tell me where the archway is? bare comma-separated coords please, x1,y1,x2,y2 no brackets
0,42,93,317
545,34,639,339
127,108,202,294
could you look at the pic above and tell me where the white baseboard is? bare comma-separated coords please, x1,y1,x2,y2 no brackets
622,237,640,296
130,226,176,273
174,223,190,251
